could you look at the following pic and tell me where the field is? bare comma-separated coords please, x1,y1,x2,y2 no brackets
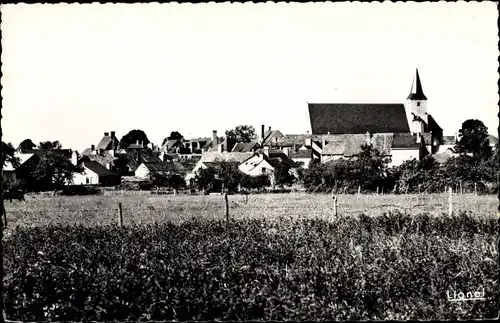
2,192,499,321
3,191,498,228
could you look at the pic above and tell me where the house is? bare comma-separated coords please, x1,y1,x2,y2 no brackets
231,140,261,153
186,151,255,183
260,125,285,147
307,69,445,166
287,146,314,168
239,148,298,185
135,161,179,179
2,152,36,185
73,161,120,186
161,138,184,153
436,135,458,154
180,137,210,155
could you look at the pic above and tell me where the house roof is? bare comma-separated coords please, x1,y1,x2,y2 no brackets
273,134,308,147
232,140,260,153
426,114,442,133
289,149,312,159
201,152,255,164
308,103,411,135
407,69,428,100
97,135,119,151
442,135,457,145
83,161,116,176
3,153,35,171
140,161,177,173
81,148,93,156
262,130,284,146
488,135,499,146
392,133,432,149
322,141,345,155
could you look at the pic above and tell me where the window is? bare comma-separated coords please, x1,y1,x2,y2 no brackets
262,168,266,173
86,177,89,184
417,102,421,107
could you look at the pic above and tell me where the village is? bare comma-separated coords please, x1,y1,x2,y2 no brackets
3,69,499,194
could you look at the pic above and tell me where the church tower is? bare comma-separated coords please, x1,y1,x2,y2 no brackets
406,69,428,135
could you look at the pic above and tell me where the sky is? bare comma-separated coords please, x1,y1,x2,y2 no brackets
1,2,498,152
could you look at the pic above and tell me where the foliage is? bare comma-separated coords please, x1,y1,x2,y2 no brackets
17,139,36,151
193,160,271,193
302,145,391,193
119,130,150,149
4,212,498,321
273,164,295,187
454,119,492,159
38,140,62,150
58,186,103,196
2,141,20,168
149,171,186,191
31,151,84,192
168,131,183,140
225,125,257,143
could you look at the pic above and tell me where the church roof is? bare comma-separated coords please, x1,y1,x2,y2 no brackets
308,103,410,135
407,69,427,100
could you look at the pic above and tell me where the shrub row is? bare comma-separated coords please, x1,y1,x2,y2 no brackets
4,211,499,321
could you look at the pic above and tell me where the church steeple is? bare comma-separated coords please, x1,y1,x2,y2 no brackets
407,69,427,100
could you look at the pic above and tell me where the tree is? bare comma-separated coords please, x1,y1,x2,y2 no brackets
149,171,186,191
18,139,36,151
273,164,295,187
31,151,83,193
225,125,257,143
119,130,150,149
168,131,183,140
38,140,62,150
1,142,20,168
455,119,492,159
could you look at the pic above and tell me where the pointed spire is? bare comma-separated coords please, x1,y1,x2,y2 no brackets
407,69,427,100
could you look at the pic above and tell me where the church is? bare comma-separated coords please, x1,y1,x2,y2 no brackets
307,69,447,166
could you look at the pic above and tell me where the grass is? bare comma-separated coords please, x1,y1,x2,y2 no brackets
2,192,498,320
3,192,498,229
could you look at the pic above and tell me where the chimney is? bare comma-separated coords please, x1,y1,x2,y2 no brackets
104,132,109,137
110,131,116,151
71,151,78,165
365,131,371,145
212,130,218,149
91,144,95,152
263,146,270,157
261,125,265,141
268,126,271,131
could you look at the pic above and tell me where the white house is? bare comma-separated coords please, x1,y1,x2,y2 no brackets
73,161,118,186
134,162,178,180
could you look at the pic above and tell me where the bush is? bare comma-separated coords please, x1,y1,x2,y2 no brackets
4,211,498,321
58,185,103,196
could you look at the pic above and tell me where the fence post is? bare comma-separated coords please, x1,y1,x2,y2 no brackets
358,186,361,195
118,202,123,226
224,193,229,223
333,195,337,216
376,187,379,195
448,187,453,216
2,204,6,228
474,182,477,195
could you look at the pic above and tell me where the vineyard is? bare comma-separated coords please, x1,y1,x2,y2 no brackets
2,193,499,321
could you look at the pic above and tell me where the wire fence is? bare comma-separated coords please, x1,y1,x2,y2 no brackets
3,188,491,230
